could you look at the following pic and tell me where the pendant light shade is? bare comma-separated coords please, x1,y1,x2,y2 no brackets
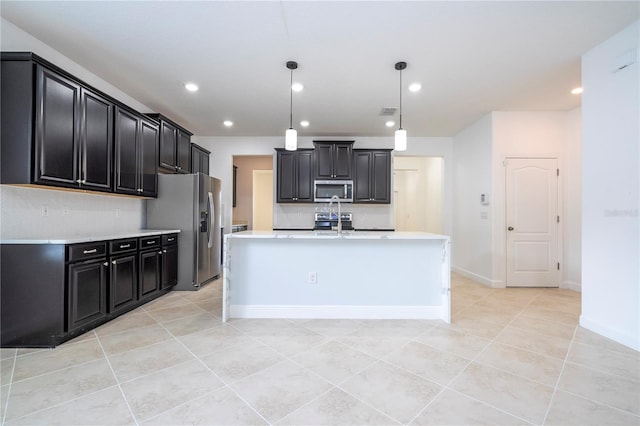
394,61,407,152
285,61,298,151
285,128,297,151
394,128,407,151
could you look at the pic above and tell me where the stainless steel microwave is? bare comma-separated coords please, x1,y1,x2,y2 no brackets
314,180,353,203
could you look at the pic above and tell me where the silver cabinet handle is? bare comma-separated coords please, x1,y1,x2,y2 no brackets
103,262,109,266
120,244,130,249
158,251,163,255
147,240,156,245
163,249,167,253
83,248,97,254
112,260,117,264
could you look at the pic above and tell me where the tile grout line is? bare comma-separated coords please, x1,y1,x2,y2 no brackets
151,318,273,425
406,290,546,425
1,350,17,426
94,330,141,426
540,322,580,425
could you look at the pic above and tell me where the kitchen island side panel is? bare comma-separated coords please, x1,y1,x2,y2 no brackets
1,244,65,347
224,233,449,321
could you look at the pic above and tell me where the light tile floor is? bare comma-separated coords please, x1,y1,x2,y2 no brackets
1,274,638,425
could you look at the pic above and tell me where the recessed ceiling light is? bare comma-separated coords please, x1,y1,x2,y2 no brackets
385,120,395,127
223,120,233,127
291,82,304,92
408,83,422,92
184,82,199,92
300,120,310,127
571,87,583,95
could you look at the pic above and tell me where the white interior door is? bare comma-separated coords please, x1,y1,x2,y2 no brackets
252,170,273,231
394,169,421,231
505,158,559,287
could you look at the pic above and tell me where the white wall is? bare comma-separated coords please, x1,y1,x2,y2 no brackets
491,111,571,287
193,136,453,235
565,108,582,291
0,18,152,239
452,114,494,284
580,21,639,350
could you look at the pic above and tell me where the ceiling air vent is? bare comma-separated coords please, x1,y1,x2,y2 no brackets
380,107,397,116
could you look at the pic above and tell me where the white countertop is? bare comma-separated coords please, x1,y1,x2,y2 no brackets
227,230,449,240
0,229,181,245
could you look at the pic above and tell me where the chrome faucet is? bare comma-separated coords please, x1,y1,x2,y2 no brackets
328,195,342,234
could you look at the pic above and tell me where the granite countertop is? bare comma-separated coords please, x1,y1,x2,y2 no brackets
0,229,181,245
227,230,449,240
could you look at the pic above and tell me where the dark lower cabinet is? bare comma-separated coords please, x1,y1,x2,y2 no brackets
139,250,161,300
162,243,178,289
68,259,108,332
109,253,138,314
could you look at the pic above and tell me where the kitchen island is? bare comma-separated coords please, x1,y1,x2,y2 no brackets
223,231,450,323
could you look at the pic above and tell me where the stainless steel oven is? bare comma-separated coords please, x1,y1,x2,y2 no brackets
314,180,353,202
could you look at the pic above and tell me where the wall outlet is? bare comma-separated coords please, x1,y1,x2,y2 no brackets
62,206,70,216
308,272,318,284
41,205,49,217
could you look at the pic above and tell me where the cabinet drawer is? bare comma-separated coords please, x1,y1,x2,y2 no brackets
162,234,178,246
109,238,137,254
139,236,161,250
68,242,107,262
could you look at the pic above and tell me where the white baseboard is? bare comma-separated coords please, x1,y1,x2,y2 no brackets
580,315,639,351
451,266,503,288
562,280,582,292
230,305,445,320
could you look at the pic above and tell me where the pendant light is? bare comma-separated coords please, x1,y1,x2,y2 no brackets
394,61,407,151
285,61,298,151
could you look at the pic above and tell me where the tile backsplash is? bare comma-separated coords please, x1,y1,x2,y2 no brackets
0,185,144,239
273,202,394,230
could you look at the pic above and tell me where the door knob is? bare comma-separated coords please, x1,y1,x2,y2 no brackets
507,226,514,231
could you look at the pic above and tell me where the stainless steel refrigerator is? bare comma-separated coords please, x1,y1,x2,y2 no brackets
146,173,222,290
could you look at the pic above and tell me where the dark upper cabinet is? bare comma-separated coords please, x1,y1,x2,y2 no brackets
191,143,210,175
0,52,153,197
34,66,81,186
313,141,353,179
0,59,114,192
114,107,158,197
147,114,192,174
80,89,113,191
276,149,314,203
353,149,392,204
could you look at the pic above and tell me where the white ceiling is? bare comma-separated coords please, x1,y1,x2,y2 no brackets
1,1,638,137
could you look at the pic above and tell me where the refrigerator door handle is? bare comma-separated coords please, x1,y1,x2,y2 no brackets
207,191,214,248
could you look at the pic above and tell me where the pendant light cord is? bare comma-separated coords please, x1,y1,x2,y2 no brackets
289,68,293,129
399,67,403,129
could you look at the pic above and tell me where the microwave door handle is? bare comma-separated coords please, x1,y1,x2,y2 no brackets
344,184,347,198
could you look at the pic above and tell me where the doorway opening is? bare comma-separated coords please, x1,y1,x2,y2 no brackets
231,155,273,231
393,156,444,233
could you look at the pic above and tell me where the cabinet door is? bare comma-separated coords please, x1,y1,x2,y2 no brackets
176,130,191,173
114,108,139,195
296,150,314,201
34,65,81,186
276,151,296,202
353,151,373,202
371,151,391,203
159,121,177,171
140,119,159,197
191,145,210,175
80,89,113,191
162,245,178,289
333,143,353,178
109,254,138,314
139,250,161,300
314,143,333,179
68,260,107,332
